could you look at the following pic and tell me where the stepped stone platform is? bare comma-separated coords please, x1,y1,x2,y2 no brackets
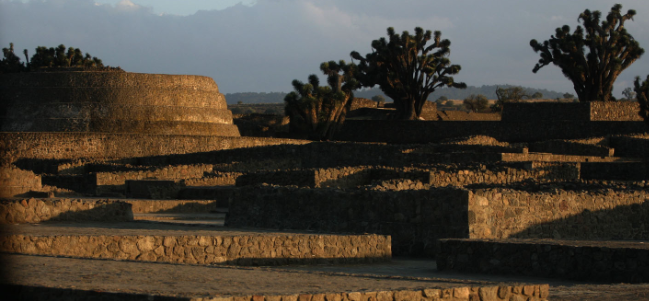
436,238,649,283
0,72,240,136
1,254,550,301
0,222,391,266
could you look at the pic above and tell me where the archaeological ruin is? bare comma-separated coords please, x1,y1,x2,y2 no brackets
0,71,648,300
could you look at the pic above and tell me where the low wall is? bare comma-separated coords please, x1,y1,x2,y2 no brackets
428,162,579,187
0,133,310,162
437,239,649,283
0,198,132,224
335,120,647,143
502,102,590,122
184,172,240,187
236,167,429,189
126,199,225,214
0,233,391,266
501,101,643,122
233,162,579,189
95,164,215,195
0,167,41,197
591,101,643,121
41,174,97,194
580,162,648,181
468,188,649,240
225,186,470,256
610,135,649,158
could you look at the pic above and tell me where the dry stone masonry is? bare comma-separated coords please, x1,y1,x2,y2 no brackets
2,69,649,299
0,231,390,266
0,72,240,136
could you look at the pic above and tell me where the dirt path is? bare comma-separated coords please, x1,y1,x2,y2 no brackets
3,254,649,300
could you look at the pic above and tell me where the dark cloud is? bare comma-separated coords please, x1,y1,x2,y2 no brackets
1,0,648,95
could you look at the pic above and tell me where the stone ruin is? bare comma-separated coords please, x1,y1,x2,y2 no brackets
0,72,240,136
0,71,648,300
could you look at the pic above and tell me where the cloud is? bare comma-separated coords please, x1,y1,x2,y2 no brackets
1,0,648,96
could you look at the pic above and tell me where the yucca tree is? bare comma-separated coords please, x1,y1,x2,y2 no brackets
0,43,26,73
530,4,644,102
634,75,649,126
284,60,359,140
351,27,466,120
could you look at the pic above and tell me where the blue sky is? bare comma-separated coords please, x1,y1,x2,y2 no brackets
3,0,649,96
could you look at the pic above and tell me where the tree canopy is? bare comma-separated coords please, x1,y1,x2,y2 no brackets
530,4,644,102
351,27,466,120
492,86,529,112
463,94,489,112
0,43,120,73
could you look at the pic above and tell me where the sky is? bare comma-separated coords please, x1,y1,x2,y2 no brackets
2,0,649,96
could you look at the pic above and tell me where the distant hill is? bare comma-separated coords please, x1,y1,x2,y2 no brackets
225,92,287,104
225,85,570,104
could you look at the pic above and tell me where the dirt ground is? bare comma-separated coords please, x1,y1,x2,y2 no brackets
2,254,649,300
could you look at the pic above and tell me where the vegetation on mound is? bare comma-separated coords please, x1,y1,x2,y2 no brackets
0,43,121,73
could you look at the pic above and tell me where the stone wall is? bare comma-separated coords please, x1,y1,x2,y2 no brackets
95,164,215,194
580,162,648,181
502,101,643,122
225,186,470,256
335,120,646,143
0,198,132,224
591,101,643,121
437,239,649,283
610,135,649,158
225,185,648,256
0,166,41,197
126,199,225,214
184,172,240,187
428,162,579,187
235,166,429,189
234,163,580,190
0,133,310,162
468,189,649,240
501,103,590,122
0,233,391,266
0,72,240,136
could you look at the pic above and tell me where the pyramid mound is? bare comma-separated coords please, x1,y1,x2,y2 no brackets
0,72,239,136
